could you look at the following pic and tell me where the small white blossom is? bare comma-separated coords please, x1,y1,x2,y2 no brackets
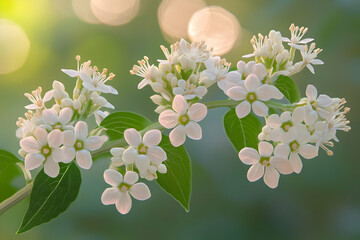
110,148,125,167
201,56,230,88
178,39,211,69
39,107,74,131
122,129,167,181
61,55,94,81
20,127,63,178
94,110,110,125
51,80,69,101
24,87,53,110
159,95,207,147
226,74,283,118
292,43,323,74
173,79,207,100
61,121,106,169
282,23,313,49
101,170,151,215
130,56,162,90
239,142,293,188
82,69,118,95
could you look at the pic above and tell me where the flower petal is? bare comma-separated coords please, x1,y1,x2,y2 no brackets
116,192,132,215
270,157,293,174
61,69,79,77
130,183,151,201
274,144,290,159
124,171,139,185
317,94,332,107
58,108,73,125
185,121,202,140
253,63,267,80
63,130,76,147
34,127,48,146
239,148,260,165
76,149,92,169
124,128,142,147
235,101,251,118
289,152,302,174
61,146,76,163
143,129,162,147
25,153,45,170
42,109,58,125
172,95,189,114
267,114,282,127
169,125,186,147
299,144,318,159
188,103,207,122
252,101,268,117
244,74,260,92
306,84,317,100
48,129,63,148
75,121,88,141
226,86,247,101
247,163,264,182
264,166,280,189
84,136,104,151
104,169,123,187
159,110,179,129
258,141,273,157
147,146,167,164
256,85,283,101
101,187,120,205
20,136,40,153
44,157,60,178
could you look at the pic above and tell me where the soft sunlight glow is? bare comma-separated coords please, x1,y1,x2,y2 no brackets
0,19,30,75
72,0,100,24
158,0,206,40
188,6,240,55
90,0,140,26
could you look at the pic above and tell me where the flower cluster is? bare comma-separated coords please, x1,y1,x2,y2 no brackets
17,56,115,177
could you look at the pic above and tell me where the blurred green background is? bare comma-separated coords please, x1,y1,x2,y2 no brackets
0,0,359,239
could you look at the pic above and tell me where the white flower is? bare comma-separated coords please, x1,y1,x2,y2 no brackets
122,129,167,181
159,95,207,147
173,79,207,100
110,148,125,167
91,92,115,109
20,127,63,178
239,142,293,188
51,80,69,101
61,55,94,81
226,74,283,118
158,43,180,65
282,23,313,49
301,84,333,125
82,69,118,95
293,43,323,74
39,107,74,131
24,87,53,110
94,110,110,125
274,125,318,173
178,39,211,69
201,56,230,87
61,121,106,169
16,110,40,138
130,56,161,89
101,170,151,215
265,107,305,142
243,30,283,59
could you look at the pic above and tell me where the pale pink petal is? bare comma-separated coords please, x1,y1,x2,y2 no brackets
274,144,291,159
244,74,260,92
292,107,305,124
239,148,260,165
48,129,63,148
252,101,268,117
104,169,123,187
169,125,186,147
75,121,88,141
317,94,332,107
130,183,151,201
138,78,150,89
235,101,251,118
143,129,162,146
159,110,178,129
253,63,267,80
58,108,73,125
101,187,120,205
256,85,283,101
147,146,167,164
116,192,132,215
33,128,48,144
76,149,92,169
84,136,104,151
306,84,318,100
172,95,189,114
124,128,142,147
20,137,40,153
44,157,60,178
267,114,282,127
264,166,280,188
63,130,76,147
82,81,97,91
124,171,139,185
61,69,79,77
51,148,64,162
185,122,202,140
122,147,137,164
226,86,247,101
61,146,76,163
289,152,302,174
305,109,318,126
188,103,207,122
25,153,45,170
135,155,150,173
270,157,293,174
247,163,264,182
258,141,273,157
43,90,53,102
280,112,292,122
306,64,315,74
42,109,58,125
299,144,318,159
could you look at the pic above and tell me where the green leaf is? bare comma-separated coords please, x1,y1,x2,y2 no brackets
0,150,22,202
273,75,301,103
17,162,81,234
156,135,191,212
223,109,262,151
101,111,152,141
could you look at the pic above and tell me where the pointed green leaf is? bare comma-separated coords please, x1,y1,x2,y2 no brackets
273,75,301,103
0,150,22,202
100,111,152,140
17,162,81,234
156,135,191,212
223,109,261,151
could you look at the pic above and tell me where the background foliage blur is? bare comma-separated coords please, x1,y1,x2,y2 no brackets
0,0,359,239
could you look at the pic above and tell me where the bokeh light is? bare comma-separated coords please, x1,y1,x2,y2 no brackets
158,0,206,41
72,0,100,24
188,6,240,55
90,0,140,26
0,19,30,75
